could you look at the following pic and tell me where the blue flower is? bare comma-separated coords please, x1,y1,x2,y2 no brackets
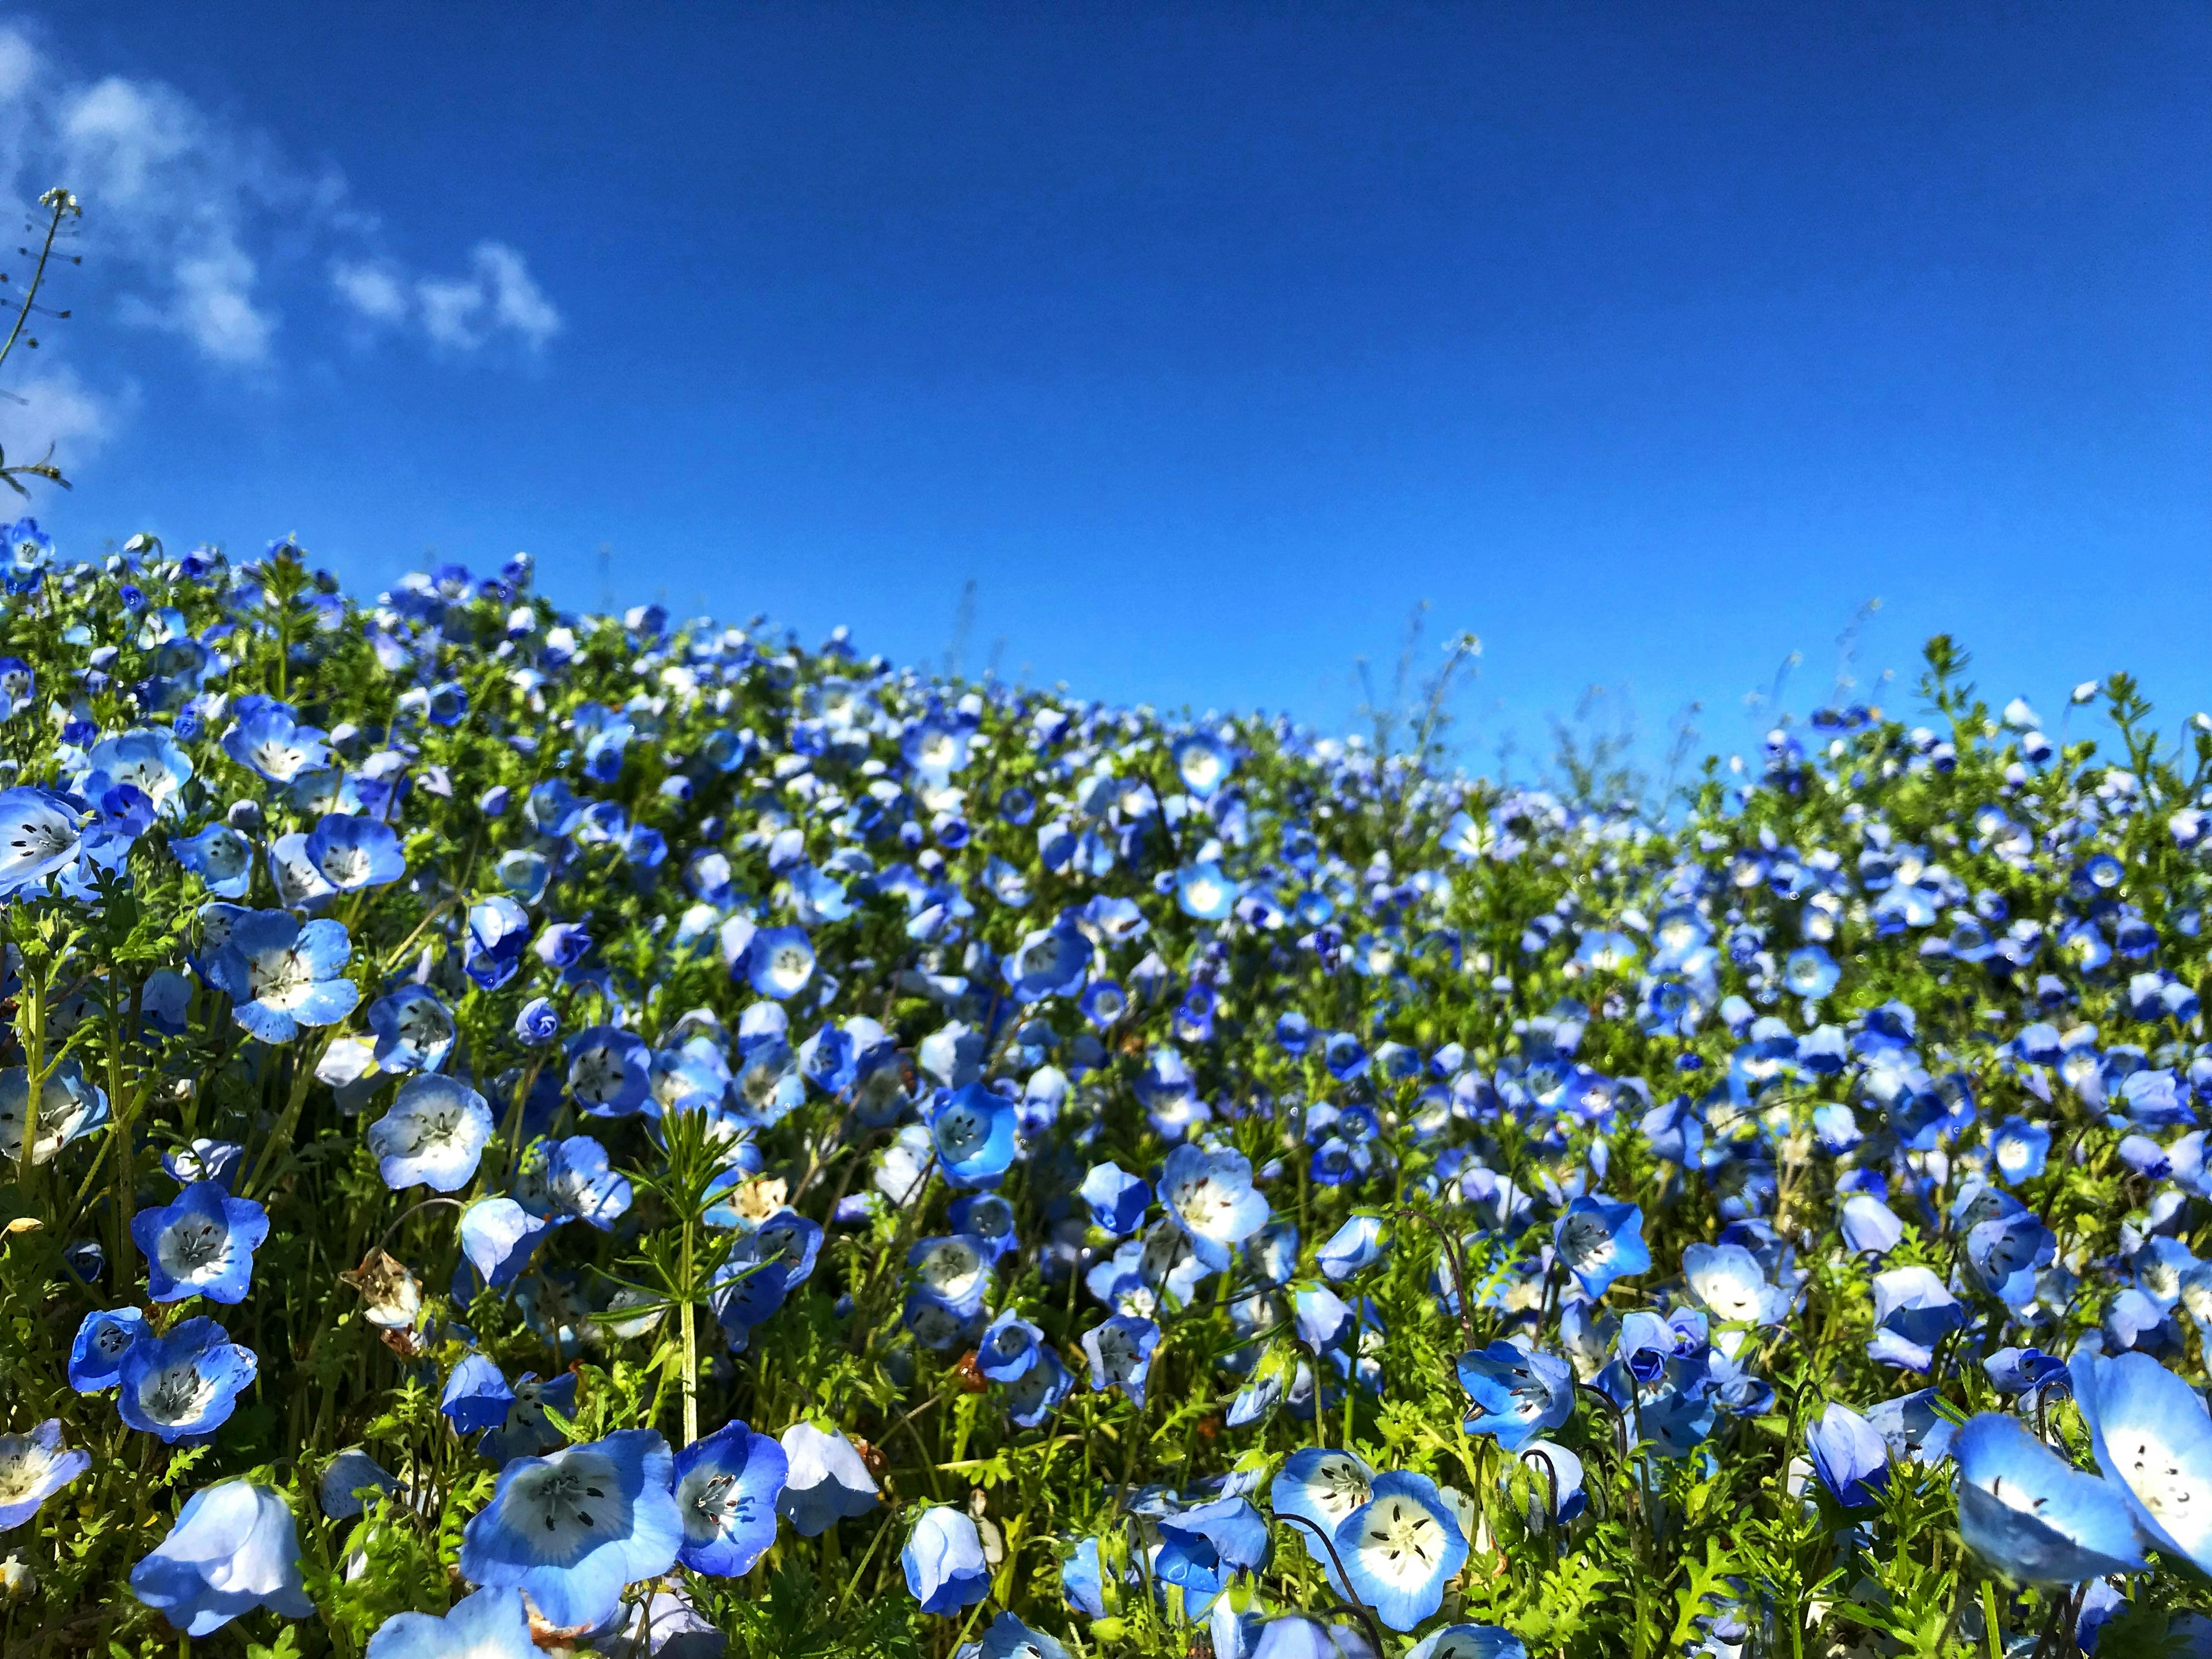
748,925,817,1000
1990,1116,2052,1183
1317,1215,1387,1281
976,1310,1044,1384
306,813,407,890
479,1372,581,1465
902,1505,990,1616
515,997,562,1046
1953,1414,2147,1584
162,1139,245,1190
567,1026,653,1118
458,1198,554,1289
365,1587,537,1659
457,1429,684,1634
0,1060,109,1166
1005,915,1090,1003
204,911,359,1044
930,1084,1018,1188
1806,1403,1889,1508
465,896,532,991
68,1306,150,1392
1964,1209,2057,1307
980,1612,1074,1659
85,728,193,817
442,1353,516,1434
320,1448,398,1521
1006,1350,1074,1428
1680,1243,1790,1325
1082,1313,1161,1407
1866,1266,1966,1371
171,824,254,898
368,1075,494,1192
1781,945,1840,999
130,1479,313,1635
1079,1161,1152,1234
221,700,329,783
775,1423,879,1536
1335,1471,1467,1631
1271,1447,1374,1584
1156,1496,1270,1603
0,786,85,895
1177,862,1240,921
1456,1342,1573,1451
368,984,458,1073
515,1135,634,1230
0,1421,90,1531
1161,1145,1270,1271
1552,1195,1649,1300
116,1316,257,1442
1404,1627,1529,1659
2075,1350,2212,1575
131,1181,270,1304
673,1418,787,1576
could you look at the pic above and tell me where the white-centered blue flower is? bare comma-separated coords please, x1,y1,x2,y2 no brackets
306,812,407,890
365,1586,537,1659
748,925,817,1000
204,910,359,1044
1177,861,1241,921
0,1060,109,1166
369,984,459,1074
1082,1313,1161,1407
458,1198,554,1290
1953,1413,2147,1584
1161,1145,1270,1271
930,1083,1018,1187
902,1504,990,1615
1552,1195,1649,1300
1403,1627,1528,1659
0,786,85,896
673,1418,787,1576
131,1181,270,1304
129,1479,313,1635
2075,1350,2212,1575
0,1420,90,1532
457,1428,683,1634
775,1422,879,1536
566,1025,652,1118
172,824,253,898
221,699,329,784
116,1316,259,1442
68,1306,150,1392
1334,1470,1467,1631
368,1075,494,1192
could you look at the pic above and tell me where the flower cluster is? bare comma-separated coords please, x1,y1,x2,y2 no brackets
1,529,2210,1656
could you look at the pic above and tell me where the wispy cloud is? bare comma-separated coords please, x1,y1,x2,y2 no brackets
334,241,563,353
0,21,562,372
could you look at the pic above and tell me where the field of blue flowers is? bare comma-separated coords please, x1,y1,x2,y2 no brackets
0,522,2208,1659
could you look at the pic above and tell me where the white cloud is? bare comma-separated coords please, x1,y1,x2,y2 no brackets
336,240,562,353
0,22,560,372
0,365,134,473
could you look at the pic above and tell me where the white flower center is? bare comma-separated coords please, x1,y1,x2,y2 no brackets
1353,1496,1449,1586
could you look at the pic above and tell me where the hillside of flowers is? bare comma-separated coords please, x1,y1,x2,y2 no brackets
0,523,2209,1659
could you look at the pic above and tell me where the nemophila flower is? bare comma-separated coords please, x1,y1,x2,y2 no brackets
162,1139,245,1190
222,699,329,783
459,1198,553,1289
516,997,561,1046
0,1060,109,1165
976,1310,1044,1383
1457,1342,1573,1450
1953,1414,2147,1584
320,1448,399,1521
132,1181,270,1304
980,1611,1073,1659
776,1423,878,1536
673,1418,786,1576
1807,1403,1889,1508
1866,1266,1966,1372
1965,1209,2056,1307
1335,1471,1467,1631
1161,1144,1270,1270
171,824,253,897
515,1135,633,1230
2074,1350,2212,1575
0,1421,90,1532
1553,1195,1649,1299
1403,1627,1528,1659
1318,1215,1386,1281
116,1316,257,1441
1177,861,1240,921
305,812,406,890
930,1084,1018,1187
1680,1243,1790,1326
69,1306,150,1392
748,926,817,999
463,896,532,990
1990,1116,2051,1183
0,654,31,718
204,910,358,1043
368,985,458,1074
85,728,192,817
130,1479,313,1635
1079,1161,1152,1234
1839,1194,1906,1256
568,1025,652,1118
1006,1349,1074,1428
1084,1313,1161,1407
369,1075,494,1192
1156,1496,1270,1603
480,1373,581,1465
442,1353,516,1435
0,786,85,895
365,1586,537,1659
1781,945,1840,999
457,1429,684,1634
903,1504,990,1615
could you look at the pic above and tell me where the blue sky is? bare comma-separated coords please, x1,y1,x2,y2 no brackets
2,3,2206,770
